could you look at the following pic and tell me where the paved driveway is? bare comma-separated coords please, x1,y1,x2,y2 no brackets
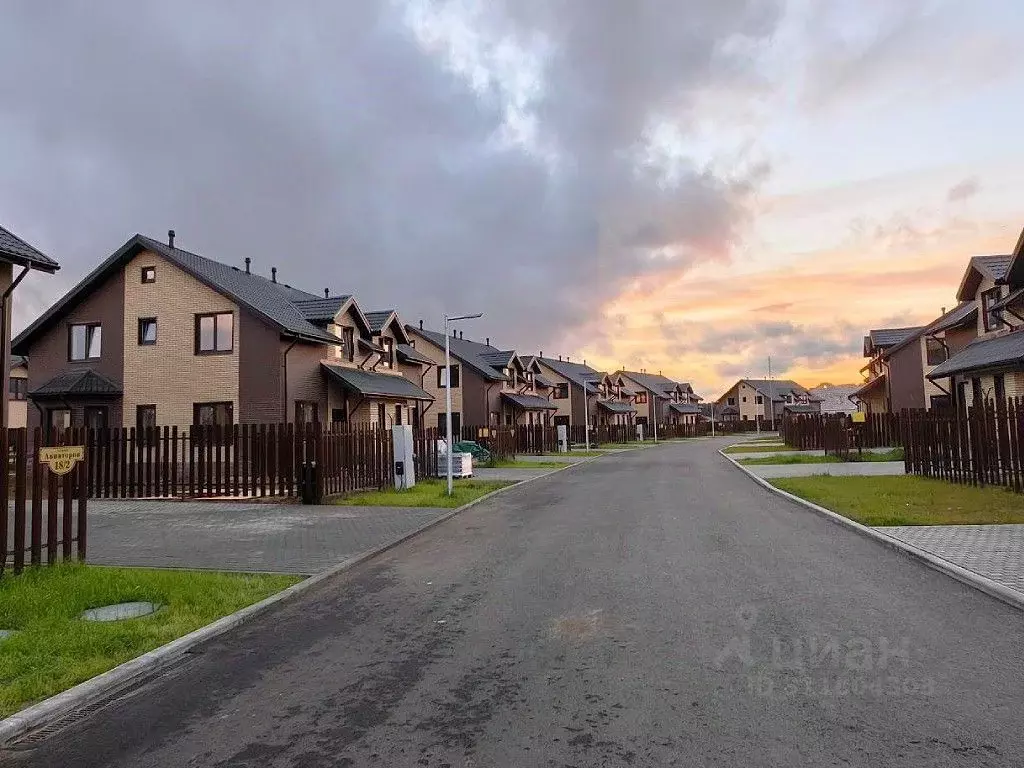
87,500,445,574
18,437,1024,767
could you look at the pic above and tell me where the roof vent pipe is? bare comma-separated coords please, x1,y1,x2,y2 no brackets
167,229,175,248
244,257,251,274
271,267,277,283
559,355,562,361
486,337,490,346
324,288,330,298
419,319,423,330
460,330,464,339
452,328,457,337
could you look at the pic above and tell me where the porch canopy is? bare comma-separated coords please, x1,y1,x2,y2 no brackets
782,403,817,414
30,369,122,399
927,333,1024,379
668,403,700,415
321,363,433,401
396,343,434,366
597,400,636,414
851,374,886,399
501,392,557,411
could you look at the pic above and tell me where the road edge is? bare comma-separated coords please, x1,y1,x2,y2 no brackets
719,449,1024,613
0,455,597,747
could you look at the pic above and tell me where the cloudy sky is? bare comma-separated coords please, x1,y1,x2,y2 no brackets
1,0,1022,398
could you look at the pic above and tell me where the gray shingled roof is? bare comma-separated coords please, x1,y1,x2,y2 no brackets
500,392,557,410
974,254,1012,281
480,350,516,369
412,328,509,382
927,331,1024,379
738,379,820,402
668,403,701,414
396,343,434,366
868,327,923,348
0,224,60,272
365,310,395,333
928,301,978,334
13,234,340,354
533,373,556,388
597,400,636,414
30,369,122,397
617,370,681,397
294,296,348,321
538,357,603,394
321,364,433,400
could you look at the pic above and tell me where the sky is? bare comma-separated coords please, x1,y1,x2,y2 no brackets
1,0,1022,399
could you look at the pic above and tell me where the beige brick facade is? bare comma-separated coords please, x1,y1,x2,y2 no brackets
122,251,240,428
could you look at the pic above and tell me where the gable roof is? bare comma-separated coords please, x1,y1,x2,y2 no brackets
293,296,348,321
957,254,1012,301
396,343,434,366
364,309,410,345
880,302,978,359
616,370,680,396
538,357,603,394
864,327,923,357
13,234,341,354
728,379,820,403
409,328,509,382
0,224,60,273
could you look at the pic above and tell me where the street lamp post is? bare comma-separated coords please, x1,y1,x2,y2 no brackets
444,312,483,496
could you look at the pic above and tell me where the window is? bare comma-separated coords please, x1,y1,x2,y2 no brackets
438,364,460,388
332,407,347,424
553,383,569,400
727,397,736,406
138,317,157,345
755,395,763,405
930,395,952,413
742,397,747,403
137,405,157,431
295,401,318,424
437,411,461,438
982,287,1004,332
47,408,71,433
84,407,108,430
381,337,394,369
193,401,233,426
925,337,947,366
394,404,402,425
141,266,156,284
636,391,647,404
69,323,101,361
340,327,354,362
8,377,26,401
377,402,387,427
195,313,233,354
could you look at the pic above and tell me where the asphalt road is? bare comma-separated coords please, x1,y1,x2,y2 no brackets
8,439,1024,767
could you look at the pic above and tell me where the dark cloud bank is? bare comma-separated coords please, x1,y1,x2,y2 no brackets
0,0,782,351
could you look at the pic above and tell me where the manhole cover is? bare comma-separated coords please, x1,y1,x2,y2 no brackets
80,602,161,622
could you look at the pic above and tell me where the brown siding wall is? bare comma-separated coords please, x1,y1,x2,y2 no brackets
283,340,330,422
888,342,926,411
27,270,125,432
239,312,283,423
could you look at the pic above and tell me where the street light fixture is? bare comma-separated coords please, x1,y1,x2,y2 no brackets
444,312,483,496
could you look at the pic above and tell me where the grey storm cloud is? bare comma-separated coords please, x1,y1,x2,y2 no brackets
0,0,782,350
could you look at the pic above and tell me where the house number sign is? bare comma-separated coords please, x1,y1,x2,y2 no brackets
39,445,85,476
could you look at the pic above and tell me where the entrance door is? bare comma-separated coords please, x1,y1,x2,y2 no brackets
83,406,108,430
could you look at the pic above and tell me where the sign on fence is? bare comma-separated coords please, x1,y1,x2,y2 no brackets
39,445,86,476
851,412,866,423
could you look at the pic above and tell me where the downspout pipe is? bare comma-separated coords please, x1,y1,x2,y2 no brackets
0,265,30,433
282,337,299,423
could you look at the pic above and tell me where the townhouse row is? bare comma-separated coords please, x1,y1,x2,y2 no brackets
856,227,1024,413
5,229,704,435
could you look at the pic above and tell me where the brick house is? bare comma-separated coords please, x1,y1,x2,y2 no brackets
12,232,432,433
405,326,556,435
854,302,977,413
535,357,604,429
928,236,1024,408
716,379,821,423
616,370,700,428
8,355,28,429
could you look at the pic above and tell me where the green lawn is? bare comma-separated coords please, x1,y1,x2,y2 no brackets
334,478,513,508
488,458,572,468
771,475,1024,526
739,448,904,466
0,565,299,717
722,444,799,454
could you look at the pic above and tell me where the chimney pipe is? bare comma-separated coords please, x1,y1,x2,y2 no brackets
459,330,463,340
244,257,251,274
486,337,490,346
167,229,175,248
324,288,330,298
941,306,946,315
559,355,562,361
271,267,277,283
452,328,457,337
540,350,543,358
419,319,423,330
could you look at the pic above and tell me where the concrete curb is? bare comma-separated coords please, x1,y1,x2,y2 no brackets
719,449,1024,613
0,455,599,747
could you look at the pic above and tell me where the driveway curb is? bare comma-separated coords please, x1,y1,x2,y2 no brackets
719,449,1024,613
0,456,597,747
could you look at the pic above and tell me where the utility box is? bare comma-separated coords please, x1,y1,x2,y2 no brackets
557,425,568,453
392,425,416,490
636,423,645,442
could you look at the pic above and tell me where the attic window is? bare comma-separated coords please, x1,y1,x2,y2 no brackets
141,266,156,284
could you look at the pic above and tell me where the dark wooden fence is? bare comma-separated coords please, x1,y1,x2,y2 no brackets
902,401,1024,491
3,427,88,577
783,413,902,451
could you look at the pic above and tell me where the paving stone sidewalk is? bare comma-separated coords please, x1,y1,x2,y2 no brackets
875,524,1024,595
87,500,448,575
